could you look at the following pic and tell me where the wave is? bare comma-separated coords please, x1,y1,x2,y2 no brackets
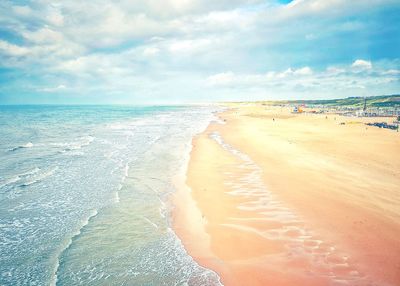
19,167,41,176
51,136,94,153
114,191,120,203
141,216,158,229
9,142,34,152
63,136,94,152
8,136,94,154
113,162,129,203
114,184,123,203
0,168,41,189
108,122,132,130
124,163,129,177
0,176,21,188
19,167,58,187
51,209,98,286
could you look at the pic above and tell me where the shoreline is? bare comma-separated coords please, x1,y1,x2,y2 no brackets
172,104,400,286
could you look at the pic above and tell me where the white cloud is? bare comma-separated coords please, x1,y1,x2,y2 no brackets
205,60,399,98
191,9,255,32
278,68,294,78
207,71,235,85
22,28,64,44
326,66,345,74
294,66,313,75
12,5,32,17
285,0,397,15
38,84,67,92
143,47,160,56
168,38,213,53
383,69,400,75
0,40,30,56
286,0,305,8
351,59,372,71
45,9,64,27
0,0,398,102
274,67,313,78
56,54,131,76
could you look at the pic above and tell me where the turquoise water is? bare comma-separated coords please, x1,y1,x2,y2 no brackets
0,105,222,286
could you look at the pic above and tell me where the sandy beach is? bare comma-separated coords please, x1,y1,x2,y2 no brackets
173,103,400,286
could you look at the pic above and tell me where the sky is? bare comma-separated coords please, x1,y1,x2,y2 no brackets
0,0,399,104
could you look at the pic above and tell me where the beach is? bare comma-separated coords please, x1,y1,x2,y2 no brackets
173,103,400,286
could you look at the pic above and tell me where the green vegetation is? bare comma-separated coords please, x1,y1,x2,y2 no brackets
260,94,400,108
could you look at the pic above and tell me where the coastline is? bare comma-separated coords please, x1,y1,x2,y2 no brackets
0,105,226,285
172,103,400,286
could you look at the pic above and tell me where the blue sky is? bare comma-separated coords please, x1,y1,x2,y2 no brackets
0,0,399,104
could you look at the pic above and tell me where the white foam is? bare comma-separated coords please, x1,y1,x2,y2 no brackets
114,191,120,203
24,142,33,148
9,142,34,151
19,167,41,176
114,184,123,203
0,176,21,188
53,136,94,152
142,216,158,229
124,163,129,177
20,167,58,187
51,209,98,286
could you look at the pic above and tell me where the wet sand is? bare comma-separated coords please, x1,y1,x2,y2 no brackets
173,104,400,286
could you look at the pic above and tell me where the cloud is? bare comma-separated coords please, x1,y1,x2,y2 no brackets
271,67,313,78
383,69,400,75
326,66,345,75
294,66,313,75
143,46,160,56
0,40,30,56
205,59,399,98
37,84,67,92
351,59,372,71
168,38,214,54
207,71,235,85
284,0,398,16
22,28,64,44
0,0,399,103
12,5,33,17
293,67,313,76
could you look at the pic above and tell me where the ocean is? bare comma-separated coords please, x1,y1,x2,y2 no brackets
0,105,222,286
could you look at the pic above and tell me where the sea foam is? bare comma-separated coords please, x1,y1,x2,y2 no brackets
9,142,34,152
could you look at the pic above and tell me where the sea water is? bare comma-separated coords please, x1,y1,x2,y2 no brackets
0,105,222,286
